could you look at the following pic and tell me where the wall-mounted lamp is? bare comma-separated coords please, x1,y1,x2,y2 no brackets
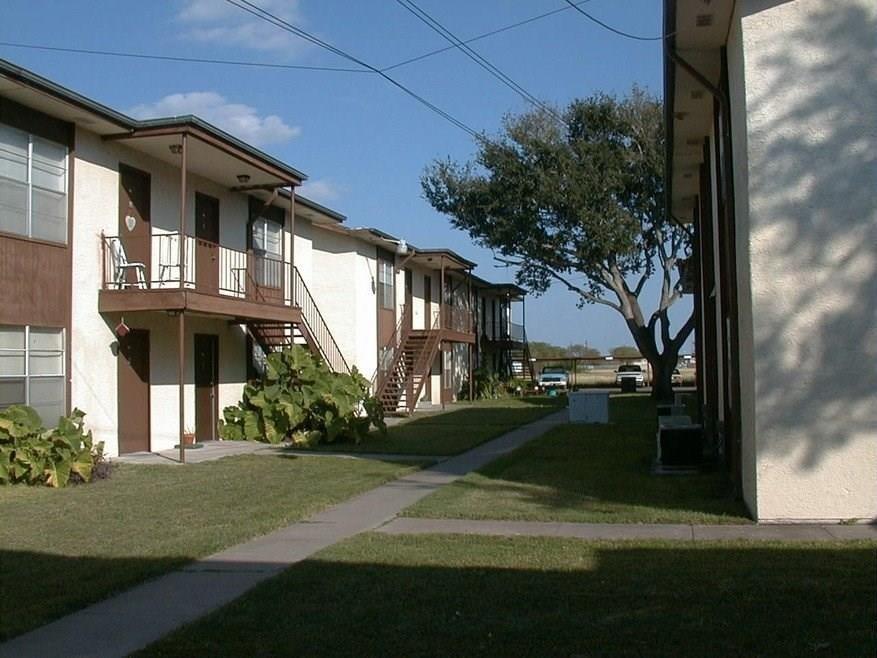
168,144,183,155
395,239,409,256
237,174,251,184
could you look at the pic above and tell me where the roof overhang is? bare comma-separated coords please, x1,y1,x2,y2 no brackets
664,0,734,222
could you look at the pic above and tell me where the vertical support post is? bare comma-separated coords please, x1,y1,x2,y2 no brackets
288,184,295,305
178,310,186,464
468,343,474,401
439,258,445,330
467,268,472,333
178,134,187,464
179,133,187,287
100,230,106,289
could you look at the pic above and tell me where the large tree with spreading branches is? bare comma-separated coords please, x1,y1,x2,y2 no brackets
422,88,693,401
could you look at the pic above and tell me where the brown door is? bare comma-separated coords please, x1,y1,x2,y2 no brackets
119,165,151,286
118,329,150,453
194,334,219,442
195,193,220,294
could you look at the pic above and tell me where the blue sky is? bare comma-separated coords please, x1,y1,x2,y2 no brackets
1,0,692,353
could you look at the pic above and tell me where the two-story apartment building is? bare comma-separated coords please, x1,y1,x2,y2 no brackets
472,277,533,381
664,0,876,522
0,58,498,454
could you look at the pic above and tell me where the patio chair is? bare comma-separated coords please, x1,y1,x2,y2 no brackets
108,238,147,289
157,233,182,285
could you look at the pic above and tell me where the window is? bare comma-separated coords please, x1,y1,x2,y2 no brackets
0,325,65,425
377,260,394,310
0,122,68,243
251,217,282,288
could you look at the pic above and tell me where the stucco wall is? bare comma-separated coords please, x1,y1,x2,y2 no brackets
735,0,877,521
71,128,283,455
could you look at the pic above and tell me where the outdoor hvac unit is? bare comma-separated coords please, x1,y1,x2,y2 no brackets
568,391,609,424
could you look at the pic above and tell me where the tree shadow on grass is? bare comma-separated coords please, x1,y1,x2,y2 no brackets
137,539,877,657
0,550,187,642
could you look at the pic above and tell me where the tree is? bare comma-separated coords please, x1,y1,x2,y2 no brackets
567,343,601,359
422,88,693,400
527,341,566,359
611,345,642,360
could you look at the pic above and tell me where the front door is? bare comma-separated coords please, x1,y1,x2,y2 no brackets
194,334,219,442
117,329,150,453
119,165,151,286
195,193,220,294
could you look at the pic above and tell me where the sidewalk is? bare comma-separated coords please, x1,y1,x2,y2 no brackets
377,517,877,541
0,410,569,658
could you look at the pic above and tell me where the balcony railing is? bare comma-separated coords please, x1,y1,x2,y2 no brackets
441,305,474,334
101,232,288,304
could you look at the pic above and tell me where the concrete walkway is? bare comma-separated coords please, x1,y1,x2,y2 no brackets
0,410,568,658
377,518,877,542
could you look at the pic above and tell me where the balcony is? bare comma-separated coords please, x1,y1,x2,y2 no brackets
482,321,526,348
98,232,300,325
440,304,476,341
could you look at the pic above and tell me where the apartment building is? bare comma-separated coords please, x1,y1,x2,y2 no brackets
664,0,876,521
0,58,523,455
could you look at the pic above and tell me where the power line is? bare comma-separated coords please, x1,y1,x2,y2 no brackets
562,0,670,42
224,0,482,139
0,1,596,78
394,0,567,126
0,41,366,73
381,0,594,73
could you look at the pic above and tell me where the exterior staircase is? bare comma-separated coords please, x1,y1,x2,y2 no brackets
376,312,442,415
507,329,536,382
244,266,349,374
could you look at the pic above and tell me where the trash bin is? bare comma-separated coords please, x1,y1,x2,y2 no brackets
568,391,609,423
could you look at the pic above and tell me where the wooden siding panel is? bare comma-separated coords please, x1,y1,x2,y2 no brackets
0,235,70,327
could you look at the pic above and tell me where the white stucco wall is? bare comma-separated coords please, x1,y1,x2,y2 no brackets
733,0,877,521
71,128,279,455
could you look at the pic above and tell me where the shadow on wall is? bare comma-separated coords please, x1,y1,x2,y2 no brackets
742,1,877,469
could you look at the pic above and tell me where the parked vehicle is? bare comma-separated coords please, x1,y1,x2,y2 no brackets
615,364,645,387
538,366,569,392
671,368,683,386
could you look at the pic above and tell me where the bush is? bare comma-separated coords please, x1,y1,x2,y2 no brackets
0,406,105,488
219,346,386,445
460,367,521,401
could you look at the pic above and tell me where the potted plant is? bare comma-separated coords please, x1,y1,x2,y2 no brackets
182,426,196,446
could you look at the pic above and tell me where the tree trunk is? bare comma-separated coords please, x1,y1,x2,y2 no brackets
649,352,679,403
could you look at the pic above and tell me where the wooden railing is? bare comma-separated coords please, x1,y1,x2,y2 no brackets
291,266,350,374
100,232,289,302
442,304,474,333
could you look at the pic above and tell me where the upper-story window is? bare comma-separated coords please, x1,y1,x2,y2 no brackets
377,260,394,309
0,122,68,244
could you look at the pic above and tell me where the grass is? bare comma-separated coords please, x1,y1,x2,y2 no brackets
300,396,564,456
139,533,877,657
404,394,750,524
0,454,424,641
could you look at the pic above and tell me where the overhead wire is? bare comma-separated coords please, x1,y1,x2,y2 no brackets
394,0,567,126
562,0,671,42
223,0,482,139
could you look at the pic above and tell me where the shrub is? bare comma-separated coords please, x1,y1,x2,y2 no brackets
0,406,105,488
219,346,386,445
460,367,521,400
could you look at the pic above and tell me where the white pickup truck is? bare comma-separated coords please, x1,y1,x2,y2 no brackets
615,364,645,387
538,366,569,392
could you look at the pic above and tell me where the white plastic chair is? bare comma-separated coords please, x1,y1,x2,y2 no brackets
109,238,147,289
158,233,182,285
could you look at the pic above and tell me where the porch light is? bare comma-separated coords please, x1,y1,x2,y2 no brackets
237,174,251,184
168,144,183,155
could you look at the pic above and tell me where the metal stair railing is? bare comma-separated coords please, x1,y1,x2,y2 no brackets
403,310,443,414
291,266,350,374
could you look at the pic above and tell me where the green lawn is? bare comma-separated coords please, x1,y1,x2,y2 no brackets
0,454,423,641
404,395,750,523
300,396,564,456
139,533,877,657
